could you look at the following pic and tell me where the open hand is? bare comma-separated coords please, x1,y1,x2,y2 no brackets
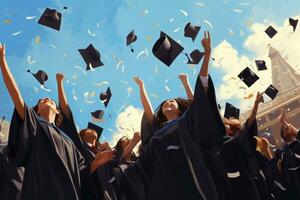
201,31,211,53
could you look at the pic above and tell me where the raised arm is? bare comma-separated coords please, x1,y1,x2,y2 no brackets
120,132,141,161
133,77,154,122
279,112,299,135
0,44,24,119
179,74,193,100
199,31,211,77
56,73,71,119
248,92,263,128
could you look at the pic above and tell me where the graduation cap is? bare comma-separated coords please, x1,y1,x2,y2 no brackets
237,67,259,87
91,110,105,122
255,60,267,71
264,84,278,100
87,122,103,140
224,103,240,119
185,49,205,64
184,22,201,41
265,26,278,38
126,30,137,53
289,18,298,32
27,69,48,86
38,8,62,31
100,87,112,107
152,31,184,67
78,44,104,71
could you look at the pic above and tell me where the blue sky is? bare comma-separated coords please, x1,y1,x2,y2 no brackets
1,0,300,142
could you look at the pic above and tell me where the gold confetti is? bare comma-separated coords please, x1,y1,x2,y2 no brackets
244,93,254,99
145,36,152,41
3,19,12,24
35,36,41,44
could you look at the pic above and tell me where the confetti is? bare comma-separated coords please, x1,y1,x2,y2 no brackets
145,36,152,41
169,18,174,22
93,81,109,87
35,36,41,44
233,9,243,13
3,19,12,24
165,85,170,92
49,44,56,48
84,92,95,104
164,79,169,84
74,66,87,75
227,28,235,36
174,27,181,33
239,2,250,6
40,85,51,92
26,16,36,20
180,9,188,16
27,56,36,65
136,48,149,60
34,87,39,92
116,60,124,69
244,93,254,100
11,31,23,36
127,87,133,98
87,29,96,37
203,20,214,29
120,80,129,85
121,65,126,73
195,2,204,7
150,93,160,98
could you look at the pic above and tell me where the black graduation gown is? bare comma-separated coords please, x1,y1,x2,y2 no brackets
58,106,117,200
120,75,224,200
7,104,93,200
0,143,24,200
216,120,262,200
280,140,300,200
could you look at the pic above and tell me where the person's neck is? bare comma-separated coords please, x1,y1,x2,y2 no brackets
166,113,179,121
39,111,56,124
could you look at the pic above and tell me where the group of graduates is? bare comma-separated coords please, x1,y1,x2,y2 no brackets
1,31,300,200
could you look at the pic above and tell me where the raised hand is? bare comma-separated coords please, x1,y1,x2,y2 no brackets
95,150,115,165
56,73,64,83
255,92,264,105
0,43,5,58
133,76,144,87
132,131,141,143
201,31,211,53
178,73,188,83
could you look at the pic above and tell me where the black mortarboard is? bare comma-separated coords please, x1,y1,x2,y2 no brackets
152,31,184,67
224,103,240,119
255,60,267,71
289,18,298,32
126,30,137,52
265,26,277,38
78,44,104,71
264,84,278,100
87,122,103,140
238,67,259,87
38,8,62,31
91,110,105,122
184,22,201,41
185,49,204,64
27,69,48,86
100,87,112,107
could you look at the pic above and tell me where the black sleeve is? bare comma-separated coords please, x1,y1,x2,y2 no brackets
8,104,38,167
184,75,226,147
238,119,258,156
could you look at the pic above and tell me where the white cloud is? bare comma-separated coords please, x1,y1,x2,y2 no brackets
212,15,300,112
110,105,143,152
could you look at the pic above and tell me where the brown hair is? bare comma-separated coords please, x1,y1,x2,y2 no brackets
113,136,137,161
154,98,192,128
280,125,289,142
33,99,63,127
79,128,97,140
223,118,242,135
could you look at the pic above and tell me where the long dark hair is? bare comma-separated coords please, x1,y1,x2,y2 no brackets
113,136,137,162
33,99,63,127
154,98,192,128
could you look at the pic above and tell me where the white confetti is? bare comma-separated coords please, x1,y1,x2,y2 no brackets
121,65,126,73
203,20,214,29
11,31,22,36
116,60,124,69
165,85,170,92
93,81,109,87
227,28,235,36
40,85,51,92
120,80,129,84
193,68,197,76
155,65,159,74
84,92,95,104
174,27,181,33
34,87,39,92
49,44,56,48
126,87,133,98
108,128,114,132
239,2,250,6
233,9,243,13
150,93,160,98
74,66,87,75
164,79,169,83
180,9,188,16
88,29,96,37
26,16,36,20
137,48,149,60
27,56,36,65
170,18,174,22
195,2,204,6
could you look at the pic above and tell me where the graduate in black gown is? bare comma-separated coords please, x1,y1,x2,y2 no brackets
216,92,267,200
0,142,24,200
0,43,114,200
277,113,300,200
55,73,116,200
120,31,225,200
